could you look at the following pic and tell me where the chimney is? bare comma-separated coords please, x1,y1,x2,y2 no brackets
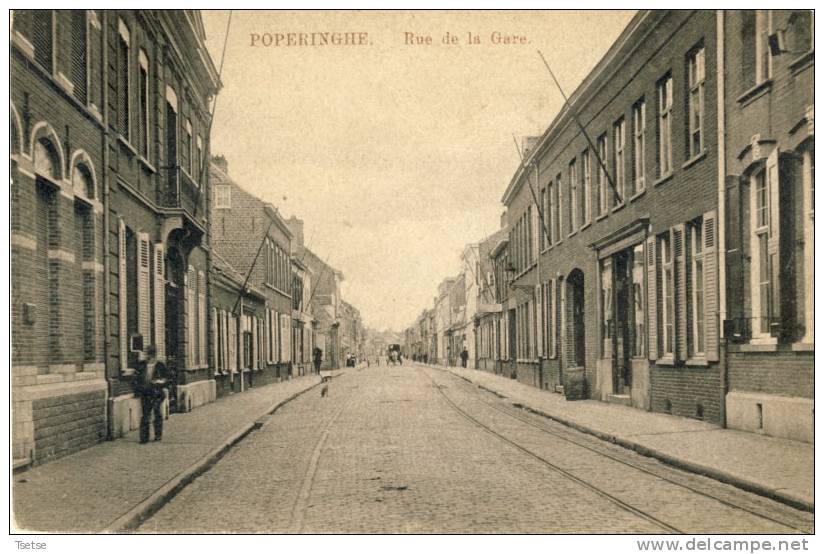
211,154,228,174
287,216,304,249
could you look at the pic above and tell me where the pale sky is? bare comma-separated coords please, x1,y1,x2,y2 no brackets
201,10,635,332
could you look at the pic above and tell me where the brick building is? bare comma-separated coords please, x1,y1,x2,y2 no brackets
288,216,345,369
291,256,315,376
210,156,295,390
11,10,220,464
502,10,724,416
475,227,508,372
719,10,814,442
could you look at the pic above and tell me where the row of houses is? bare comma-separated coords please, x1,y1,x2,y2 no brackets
10,9,365,467
404,10,813,444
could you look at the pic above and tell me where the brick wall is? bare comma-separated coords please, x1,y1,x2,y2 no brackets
32,390,107,464
727,350,813,399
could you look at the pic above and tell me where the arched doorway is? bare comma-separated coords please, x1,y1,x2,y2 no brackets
165,240,186,411
567,269,586,368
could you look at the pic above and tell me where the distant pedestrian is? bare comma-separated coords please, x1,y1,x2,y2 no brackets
133,345,169,444
313,347,323,374
460,347,469,368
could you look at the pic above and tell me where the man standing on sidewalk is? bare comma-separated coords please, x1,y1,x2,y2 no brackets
313,347,323,374
134,346,169,444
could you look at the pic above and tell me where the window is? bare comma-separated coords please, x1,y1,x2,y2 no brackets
632,99,645,195
659,233,675,357
195,136,203,182
689,219,705,357
631,244,645,358
185,119,193,175
165,87,178,169
70,10,88,103
138,50,149,158
788,10,813,53
117,19,130,140
600,259,613,358
581,150,591,224
215,184,231,208
741,11,772,90
657,74,673,177
31,10,53,71
539,187,546,251
568,159,577,232
751,168,773,337
613,118,626,205
597,134,608,215
549,180,558,244
687,46,705,158
526,206,534,265
556,172,564,238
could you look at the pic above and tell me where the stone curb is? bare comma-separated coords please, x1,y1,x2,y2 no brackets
435,365,814,514
106,376,325,533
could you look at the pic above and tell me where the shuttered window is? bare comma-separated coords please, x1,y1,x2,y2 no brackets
137,233,151,344
32,10,53,71
69,10,87,103
138,50,149,158
117,20,130,139
119,218,128,372
198,271,207,365
659,232,675,357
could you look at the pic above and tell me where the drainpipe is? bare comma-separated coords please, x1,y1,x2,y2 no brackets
716,9,729,428
101,11,115,439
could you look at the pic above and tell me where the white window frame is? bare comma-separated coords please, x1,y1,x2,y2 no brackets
658,75,673,177
582,150,592,224
215,184,231,208
755,10,773,85
138,49,150,159
689,220,705,357
688,46,705,159
613,118,626,206
597,135,608,215
750,166,775,343
633,100,645,195
659,233,675,357
117,18,131,142
569,159,578,232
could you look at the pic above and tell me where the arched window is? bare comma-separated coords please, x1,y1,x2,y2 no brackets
33,138,61,181
72,163,95,200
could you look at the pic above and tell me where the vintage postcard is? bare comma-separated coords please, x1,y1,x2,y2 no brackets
8,8,815,541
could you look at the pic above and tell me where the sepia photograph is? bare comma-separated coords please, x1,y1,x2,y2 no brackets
7,6,816,541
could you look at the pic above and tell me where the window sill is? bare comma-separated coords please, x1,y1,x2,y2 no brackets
567,230,577,239
137,156,157,174
629,188,646,203
182,168,200,188
685,357,709,367
737,79,773,108
737,341,778,353
117,135,138,157
55,71,75,95
682,150,706,170
596,212,609,222
580,221,592,232
655,357,676,366
790,50,814,75
611,202,626,214
12,31,35,59
653,172,673,188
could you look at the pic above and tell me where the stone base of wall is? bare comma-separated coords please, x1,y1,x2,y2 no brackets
176,379,217,413
109,390,169,438
726,391,813,443
13,379,107,465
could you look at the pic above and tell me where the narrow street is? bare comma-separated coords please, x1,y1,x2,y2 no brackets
139,365,812,534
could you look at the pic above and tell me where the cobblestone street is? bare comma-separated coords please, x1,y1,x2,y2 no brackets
140,365,812,534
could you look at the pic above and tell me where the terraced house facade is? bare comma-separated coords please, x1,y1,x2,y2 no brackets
11,9,221,464
497,9,813,441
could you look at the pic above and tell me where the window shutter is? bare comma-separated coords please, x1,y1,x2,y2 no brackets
119,218,128,371
70,10,87,103
535,284,543,357
228,313,236,372
703,211,719,361
211,307,218,373
222,310,229,371
646,237,658,360
186,266,196,368
32,10,52,71
137,233,151,342
673,224,687,361
153,243,165,360
198,271,206,365
766,148,781,332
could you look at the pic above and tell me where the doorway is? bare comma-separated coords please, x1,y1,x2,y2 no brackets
613,251,632,395
568,270,586,368
165,245,184,412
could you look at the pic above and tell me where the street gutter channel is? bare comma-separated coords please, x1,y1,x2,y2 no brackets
107,375,337,533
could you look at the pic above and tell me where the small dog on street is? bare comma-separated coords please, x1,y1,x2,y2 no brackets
321,384,328,398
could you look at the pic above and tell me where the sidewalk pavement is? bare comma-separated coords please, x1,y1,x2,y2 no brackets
437,365,813,512
12,372,337,533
